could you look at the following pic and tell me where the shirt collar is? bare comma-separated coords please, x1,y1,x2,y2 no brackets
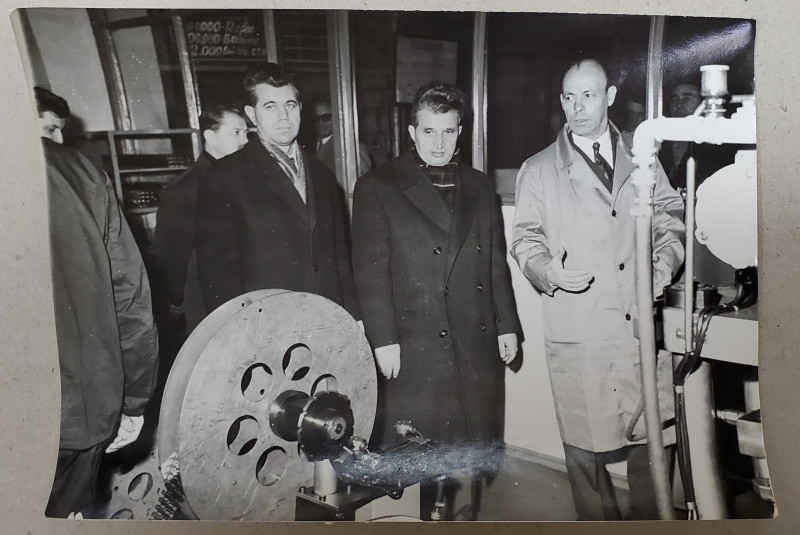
572,127,614,168
261,137,298,161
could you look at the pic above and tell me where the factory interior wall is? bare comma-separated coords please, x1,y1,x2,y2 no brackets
20,9,115,132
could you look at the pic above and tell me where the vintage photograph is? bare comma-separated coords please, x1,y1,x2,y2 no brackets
14,8,765,522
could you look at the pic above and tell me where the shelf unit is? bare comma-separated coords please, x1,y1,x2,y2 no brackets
106,128,200,204
106,128,201,248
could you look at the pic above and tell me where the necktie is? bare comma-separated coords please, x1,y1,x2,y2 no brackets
593,142,613,187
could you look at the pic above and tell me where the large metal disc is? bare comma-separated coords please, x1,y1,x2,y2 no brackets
158,289,287,482
176,291,377,520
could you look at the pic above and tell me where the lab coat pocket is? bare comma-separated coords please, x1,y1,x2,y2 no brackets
542,292,584,344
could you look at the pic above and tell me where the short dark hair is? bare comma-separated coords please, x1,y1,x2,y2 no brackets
34,86,70,119
560,58,615,92
410,82,467,127
199,105,244,134
242,63,299,107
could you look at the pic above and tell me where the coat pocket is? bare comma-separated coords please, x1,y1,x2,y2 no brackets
541,293,584,343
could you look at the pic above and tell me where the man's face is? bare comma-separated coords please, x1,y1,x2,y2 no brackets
669,84,701,118
560,61,617,140
244,83,301,147
408,108,462,167
39,111,66,144
313,102,333,140
204,112,248,159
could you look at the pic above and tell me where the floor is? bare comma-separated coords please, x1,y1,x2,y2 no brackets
478,452,585,521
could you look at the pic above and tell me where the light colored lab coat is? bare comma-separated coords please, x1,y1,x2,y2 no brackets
511,123,685,453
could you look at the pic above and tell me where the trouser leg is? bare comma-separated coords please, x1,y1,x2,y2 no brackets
563,443,622,521
45,443,105,518
626,444,675,520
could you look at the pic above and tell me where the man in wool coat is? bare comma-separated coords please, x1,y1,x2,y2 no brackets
195,63,359,319
352,82,521,520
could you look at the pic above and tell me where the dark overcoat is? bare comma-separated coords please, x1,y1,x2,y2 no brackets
154,151,214,331
195,140,359,318
45,138,159,450
351,151,521,451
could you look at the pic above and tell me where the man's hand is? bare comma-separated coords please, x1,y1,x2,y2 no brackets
653,256,672,300
498,332,518,364
105,415,144,453
547,246,594,292
374,344,401,379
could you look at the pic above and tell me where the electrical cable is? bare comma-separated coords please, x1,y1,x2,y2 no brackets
672,267,756,518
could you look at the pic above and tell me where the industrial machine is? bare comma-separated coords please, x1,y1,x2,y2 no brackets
632,64,769,519
102,289,476,521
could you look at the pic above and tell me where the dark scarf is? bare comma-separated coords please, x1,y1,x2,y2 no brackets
413,148,460,209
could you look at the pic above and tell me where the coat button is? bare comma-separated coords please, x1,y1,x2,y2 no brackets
313,263,319,272
444,287,449,296
611,209,617,217
480,322,487,331
476,244,482,253
619,263,625,271
433,246,443,255
439,329,448,338
625,313,631,321
476,283,483,292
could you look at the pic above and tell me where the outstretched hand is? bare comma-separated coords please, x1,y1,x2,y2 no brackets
547,246,594,292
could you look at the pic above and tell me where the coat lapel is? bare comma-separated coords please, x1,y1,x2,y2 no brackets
556,127,611,199
444,169,479,283
611,125,635,204
395,152,452,232
246,140,309,224
299,151,318,232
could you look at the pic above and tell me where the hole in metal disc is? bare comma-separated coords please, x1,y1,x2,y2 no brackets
255,447,289,486
128,472,154,501
311,374,339,395
241,363,273,402
110,508,134,519
282,344,313,381
226,416,261,456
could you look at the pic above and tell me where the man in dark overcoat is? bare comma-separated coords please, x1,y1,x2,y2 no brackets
195,63,359,318
155,105,248,332
351,82,521,519
37,88,159,517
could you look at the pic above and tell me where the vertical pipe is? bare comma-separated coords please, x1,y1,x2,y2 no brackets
263,10,279,64
326,10,358,216
633,184,674,520
743,368,772,500
88,9,133,133
391,105,402,158
171,15,202,159
646,16,665,121
684,157,696,354
640,14,673,519
684,362,728,518
471,12,487,173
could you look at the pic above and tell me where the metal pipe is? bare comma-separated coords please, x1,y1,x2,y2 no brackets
683,361,728,518
471,12,488,173
645,16,665,121
326,10,358,215
684,157,696,356
631,88,756,520
631,158,674,519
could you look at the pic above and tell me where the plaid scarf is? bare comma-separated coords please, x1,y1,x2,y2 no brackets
413,148,460,209
261,138,307,204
